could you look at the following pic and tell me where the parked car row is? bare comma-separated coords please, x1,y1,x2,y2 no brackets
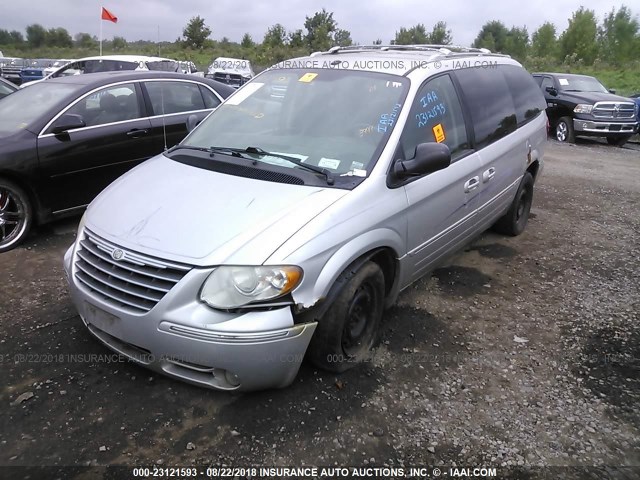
1,54,210,87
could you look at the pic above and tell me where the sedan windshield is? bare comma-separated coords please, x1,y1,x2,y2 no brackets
182,68,409,180
558,76,608,93
0,82,77,137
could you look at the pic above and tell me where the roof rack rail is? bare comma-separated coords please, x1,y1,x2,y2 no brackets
323,44,504,56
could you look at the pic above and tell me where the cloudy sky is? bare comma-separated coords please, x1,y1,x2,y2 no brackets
2,0,631,46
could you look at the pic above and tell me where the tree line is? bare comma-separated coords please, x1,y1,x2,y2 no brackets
1,6,638,70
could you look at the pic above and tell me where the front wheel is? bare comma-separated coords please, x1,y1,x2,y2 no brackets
306,261,385,372
492,172,534,237
0,179,33,253
555,116,575,143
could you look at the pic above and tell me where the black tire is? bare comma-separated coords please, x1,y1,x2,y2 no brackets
555,116,575,143
0,178,33,253
606,136,631,147
492,172,534,237
306,261,385,372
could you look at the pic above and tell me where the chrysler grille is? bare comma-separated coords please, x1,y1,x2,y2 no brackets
74,229,192,314
592,102,636,120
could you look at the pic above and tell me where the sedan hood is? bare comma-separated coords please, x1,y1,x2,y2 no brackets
86,155,348,266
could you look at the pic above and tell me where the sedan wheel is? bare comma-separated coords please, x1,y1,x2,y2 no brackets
0,179,33,253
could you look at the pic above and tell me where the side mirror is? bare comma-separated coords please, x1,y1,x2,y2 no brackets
545,86,557,96
393,142,451,181
186,114,200,133
608,88,616,94
51,113,86,134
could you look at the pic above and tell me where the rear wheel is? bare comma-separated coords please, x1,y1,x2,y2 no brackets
0,178,33,253
555,116,575,143
606,135,631,147
307,261,385,372
492,172,534,237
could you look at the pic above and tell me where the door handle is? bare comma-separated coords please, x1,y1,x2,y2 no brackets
464,176,480,192
482,167,496,182
126,129,148,138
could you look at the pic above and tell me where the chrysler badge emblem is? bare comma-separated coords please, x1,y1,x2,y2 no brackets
112,249,124,261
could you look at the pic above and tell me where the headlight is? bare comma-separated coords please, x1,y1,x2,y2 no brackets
200,265,303,309
574,104,593,114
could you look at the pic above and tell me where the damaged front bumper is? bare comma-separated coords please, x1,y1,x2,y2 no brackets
63,243,316,392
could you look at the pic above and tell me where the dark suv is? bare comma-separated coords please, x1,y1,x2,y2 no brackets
533,73,639,146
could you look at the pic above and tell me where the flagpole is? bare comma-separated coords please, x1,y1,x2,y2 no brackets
99,7,103,56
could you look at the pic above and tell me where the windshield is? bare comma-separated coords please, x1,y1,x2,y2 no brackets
83,60,138,73
558,76,608,93
0,82,77,137
182,68,409,182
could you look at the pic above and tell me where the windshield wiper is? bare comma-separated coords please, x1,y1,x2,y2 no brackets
167,145,244,157
242,146,335,185
168,145,335,185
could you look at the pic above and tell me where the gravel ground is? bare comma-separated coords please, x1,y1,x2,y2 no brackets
0,139,638,479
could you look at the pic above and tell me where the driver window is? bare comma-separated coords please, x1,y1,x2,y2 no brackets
400,74,469,162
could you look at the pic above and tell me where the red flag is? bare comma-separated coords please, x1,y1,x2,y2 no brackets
101,7,118,23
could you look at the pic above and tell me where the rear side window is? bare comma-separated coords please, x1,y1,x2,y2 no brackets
502,66,546,126
199,85,221,108
145,81,206,115
455,67,517,149
400,74,469,161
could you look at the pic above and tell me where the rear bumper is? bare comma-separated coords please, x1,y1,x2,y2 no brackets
64,244,316,392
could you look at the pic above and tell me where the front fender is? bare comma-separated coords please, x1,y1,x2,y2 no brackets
285,227,405,312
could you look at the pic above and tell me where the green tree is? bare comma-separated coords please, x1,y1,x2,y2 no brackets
599,6,639,66
503,26,529,61
10,30,24,45
46,27,73,48
263,24,287,48
373,38,383,45
26,24,47,48
426,21,452,45
333,28,353,47
0,30,12,44
531,22,557,58
182,15,211,49
304,9,337,51
394,24,428,45
473,20,509,51
74,32,98,49
112,36,128,51
559,7,598,64
288,29,305,48
241,33,254,49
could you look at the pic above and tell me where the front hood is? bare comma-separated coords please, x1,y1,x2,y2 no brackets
85,155,348,266
561,91,636,104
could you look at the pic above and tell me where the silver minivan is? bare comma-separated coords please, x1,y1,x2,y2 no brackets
64,46,547,391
